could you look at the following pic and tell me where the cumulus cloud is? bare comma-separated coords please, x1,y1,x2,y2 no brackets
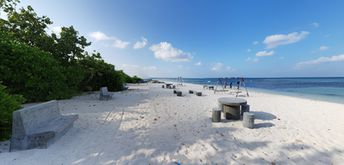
312,22,320,28
118,64,157,78
194,62,202,66
211,62,233,72
149,42,192,62
263,31,309,49
0,11,7,20
256,50,274,57
246,57,259,62
89,31,112,41
319,46,329,51
89,31,132,49
113,39,130,49
133,37,148,49
296,54,344,68
211,63,223,71
51,26,62,34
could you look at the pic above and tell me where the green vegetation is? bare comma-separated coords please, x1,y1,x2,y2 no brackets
0,82,25,140
0,37,83,101
0,0,143,140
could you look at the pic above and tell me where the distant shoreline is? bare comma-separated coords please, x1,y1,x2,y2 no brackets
156,77,344,105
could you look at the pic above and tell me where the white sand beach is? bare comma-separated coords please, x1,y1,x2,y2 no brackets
1,83,344,165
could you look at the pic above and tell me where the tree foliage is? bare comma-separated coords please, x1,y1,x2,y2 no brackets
2,5,52,47
0,35,83,101
0,0,144,140
0,0,19,13
0,82,25,140
78,53,124,91
0,0,141,96
52,26,91,62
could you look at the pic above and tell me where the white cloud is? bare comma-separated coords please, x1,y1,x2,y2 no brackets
211,63,223,71
46,25,62,36
194,62,202,66
118,64,157,78
312,22,320,28
211,62,233,72
296,54,344,68
51,26,62,34
89,31,130,49
133,37,148,49
253,41,259,45
149,42,192,62
319,46,329,51
256,50,274,57
113,39,130,49
246,57,259,62
263,31,309,49
225,66,233,71
89,31,112,41
0,11,7,20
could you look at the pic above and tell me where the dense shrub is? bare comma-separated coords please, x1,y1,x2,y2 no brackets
79,55,124,91
0,83,25,141
0,40,82,102
117,70,143,84
130,76,144,83
0,0,143,141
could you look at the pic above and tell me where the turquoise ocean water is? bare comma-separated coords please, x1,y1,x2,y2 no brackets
157,77,344,104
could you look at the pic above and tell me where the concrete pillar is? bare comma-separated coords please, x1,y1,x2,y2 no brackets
223,105,240,120
218,103,223,110
212,108,221,122
176,91,182,96
241,104,250,115
243,112,254,129
196,92,202,96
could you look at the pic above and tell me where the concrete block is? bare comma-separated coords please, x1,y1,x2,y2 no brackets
223,105,240,120
243,112,255,129
176,91,182,96
99,87,112,100
196,92,202,96
212,108,221,122
241,104,250,115
10,100,78,151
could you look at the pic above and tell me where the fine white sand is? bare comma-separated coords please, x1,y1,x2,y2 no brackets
1,83,344,164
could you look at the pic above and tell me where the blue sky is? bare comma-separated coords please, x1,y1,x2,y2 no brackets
16,0,344,78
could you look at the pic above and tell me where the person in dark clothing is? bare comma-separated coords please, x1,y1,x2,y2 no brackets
237,81,240,89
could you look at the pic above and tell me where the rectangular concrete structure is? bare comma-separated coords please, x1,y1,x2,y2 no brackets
212,108,222,122
196,92,202,96
241,104,250,115
243,112,255,129
99,87,113,100
176,91,182,96
218,97,247,120
10,100,78,151
223,105,240,120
